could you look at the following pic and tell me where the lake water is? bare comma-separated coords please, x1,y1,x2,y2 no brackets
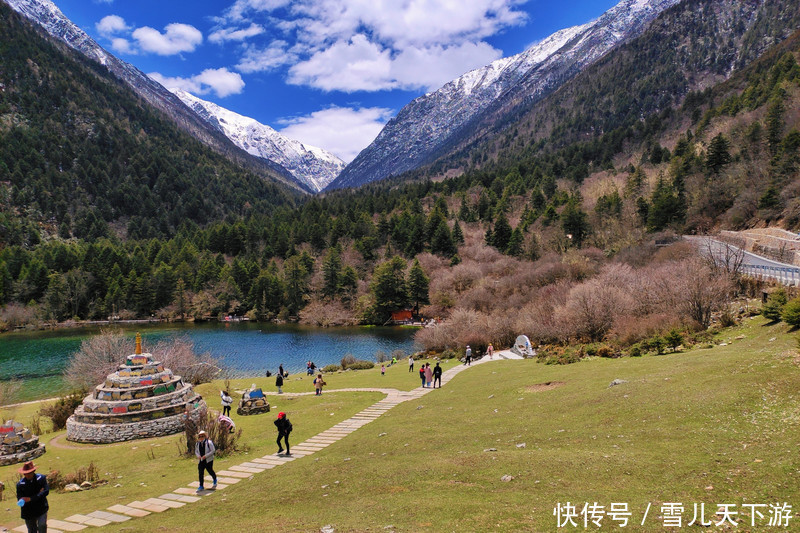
0,322,420,402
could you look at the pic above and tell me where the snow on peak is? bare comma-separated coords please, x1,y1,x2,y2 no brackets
171,89,344,192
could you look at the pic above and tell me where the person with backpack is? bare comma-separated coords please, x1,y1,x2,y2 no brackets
419,365,426,388
195,430,218,492
276,372,284,394
465,345,472,366
313,374,326,395
219,390,232,417
274,412,293,455
433,362,443,388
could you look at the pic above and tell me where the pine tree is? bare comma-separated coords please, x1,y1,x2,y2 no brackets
406,259,430,314
492,213,512,251
371,256,409,321
561,199,590,247
322,248,342,299
430,221,456,257
452,220,465,245
706,133,731,174
506,227,524,256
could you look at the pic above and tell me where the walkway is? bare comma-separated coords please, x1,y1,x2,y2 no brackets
10,354,522,532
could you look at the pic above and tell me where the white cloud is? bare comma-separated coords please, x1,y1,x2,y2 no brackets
149,68,245,98
209,23,265,44
236,40,296,73
278,106,394,162
219,0,528,92
287,35,391,92
96,15,129,37
110,37,135,54
132,23,203,55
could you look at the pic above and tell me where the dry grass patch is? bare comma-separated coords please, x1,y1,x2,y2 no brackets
525,381,566,392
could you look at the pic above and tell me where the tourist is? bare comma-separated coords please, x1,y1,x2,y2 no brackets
465,345,472,366
314,374,326,395
195,430,217,492
279,364,285,378
424,363,433,388
218,414,235,433
433,362,442,388
276,372,284,394
487,343,494,359
381,364,386,376
275,411,292,455
392,355,397,366
310,362,316,373
16,461,49,533
419,365,426,387
408,356,414,372
219,390,232,417
307,361,313,375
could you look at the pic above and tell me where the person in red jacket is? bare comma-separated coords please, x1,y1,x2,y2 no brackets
275,411,293,455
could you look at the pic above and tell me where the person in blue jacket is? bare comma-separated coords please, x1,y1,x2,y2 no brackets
16,461,49,533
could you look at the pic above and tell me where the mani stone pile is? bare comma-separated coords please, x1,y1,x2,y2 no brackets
66,334,207,444
0,420,46,466
236,386,270,416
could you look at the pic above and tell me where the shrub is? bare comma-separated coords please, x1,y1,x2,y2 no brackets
180,409,245,459
322,364,341,373
391,349,406,361
340,353,357,368
782,298,800,327
718,306,737,328
46,462,101,491
651,336,666,355
39,391,85,431
346,360,375,370
762,288,787,322
374,350,390,363
629,345,642,357
596,345,618,358
665,329,683,352
439,349,458,359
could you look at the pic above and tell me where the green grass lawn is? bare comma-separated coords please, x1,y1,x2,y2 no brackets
4,318,800,531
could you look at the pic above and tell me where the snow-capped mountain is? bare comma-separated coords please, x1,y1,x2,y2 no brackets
172,90,344,193
326,0,681,191
5,0,307,193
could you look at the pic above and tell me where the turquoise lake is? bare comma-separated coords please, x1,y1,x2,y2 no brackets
0,322,419,402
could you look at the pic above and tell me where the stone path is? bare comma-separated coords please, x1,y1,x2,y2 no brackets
10,355,516,533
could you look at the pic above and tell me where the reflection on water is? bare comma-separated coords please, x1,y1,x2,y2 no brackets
0,322,419,402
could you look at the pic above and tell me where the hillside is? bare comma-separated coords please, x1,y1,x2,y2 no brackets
0,1,300,243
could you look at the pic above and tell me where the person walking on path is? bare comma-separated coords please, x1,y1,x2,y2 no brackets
16,461,49,533
465,345,472,366
275,412,293,455
314,374,326,395
220,390,232,417
195,430,218,492
433,362,442,388
276,372,284,394
419,365,426,388
408,356,414,372
487,343,494,359
424,363,433,388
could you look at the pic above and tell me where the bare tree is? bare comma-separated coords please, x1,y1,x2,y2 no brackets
703,236,746,277
64,330,130,390
673,259,734,329
0,379,21,409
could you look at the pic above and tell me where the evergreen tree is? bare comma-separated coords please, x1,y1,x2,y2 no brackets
430,221,456,257
283,256,309,316
340,266,358,303
322,247,342,299
452,220,465,245
492,213,512,251
561,199,590,247
506,227,524,256
706,133,732,174
371,256,409,321
647,178,683,232
406,259,430,314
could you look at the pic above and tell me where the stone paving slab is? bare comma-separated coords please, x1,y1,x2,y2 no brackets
127,501,169,513
107,504,151,517
252,457,286,464
86,510,130,523
215,470,252,478
14,528,63,533
188,481,229,490
228,465,265,473
144,497,185,509
205,476,241,484
45,519,87,531
240,461,278,468
159,493,201,503
63,514,111,527
173,487,211,496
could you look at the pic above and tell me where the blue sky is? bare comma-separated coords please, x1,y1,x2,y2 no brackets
55,0,619,161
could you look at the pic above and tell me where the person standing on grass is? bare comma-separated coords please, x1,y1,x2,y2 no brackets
195,430,218,492
419,364,426,387
424,362,433,388
487,343,494,359
314,374,326,395
220,390,232,417
381,364,386,376
16,461,48,533
433,362,442,388
279,364,285,378
275,412,293,455
408,356,414,372
276,371,284,394
465,345,472,366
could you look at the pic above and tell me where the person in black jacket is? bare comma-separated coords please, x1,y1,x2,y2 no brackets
15,461,49,533
274,411,292,455
276,372,284,394
433,362,443,388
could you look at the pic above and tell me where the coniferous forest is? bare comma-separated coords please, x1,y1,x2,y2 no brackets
0,0,799,356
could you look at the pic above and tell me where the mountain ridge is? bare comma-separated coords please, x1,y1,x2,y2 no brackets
325,0,681,191
172,89,344,193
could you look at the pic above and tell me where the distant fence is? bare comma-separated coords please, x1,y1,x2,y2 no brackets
740,264,800,286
